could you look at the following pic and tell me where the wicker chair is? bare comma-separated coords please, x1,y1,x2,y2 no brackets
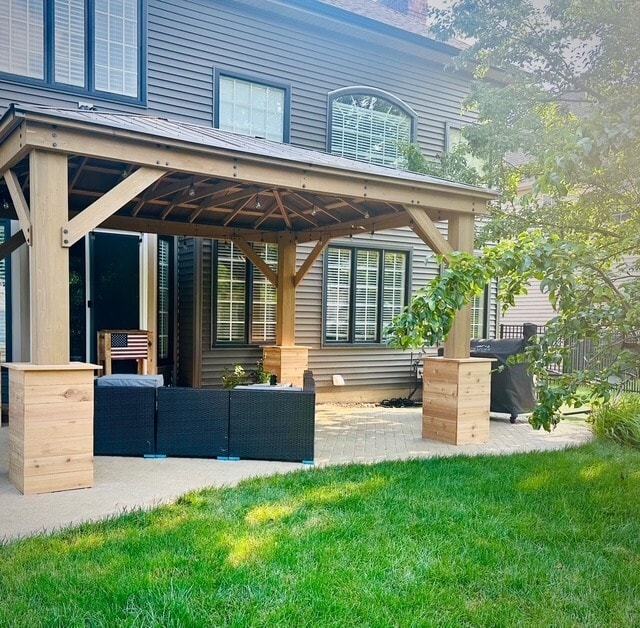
229,389,315,462
93,386,157,456
155,388,230,458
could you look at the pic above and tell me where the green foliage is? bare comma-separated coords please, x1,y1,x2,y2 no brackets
385,228,639,430
402,142,484,186
1,443,640,625
222,360,270,388
387,0,640,429
591,394,640,449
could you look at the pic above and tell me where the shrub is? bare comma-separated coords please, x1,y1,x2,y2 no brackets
221,360,270,388
591,394,640,449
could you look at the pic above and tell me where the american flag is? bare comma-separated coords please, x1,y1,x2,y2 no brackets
110,332,149,359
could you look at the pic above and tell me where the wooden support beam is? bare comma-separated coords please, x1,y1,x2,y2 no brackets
294,211,412,244
0,230,26,261
99,213,280,242
273,190,292,229
30,150,70,364
404,205,453,255
276,234,297,346
24,123,494,213
294,238,328,287
443,214,476,359
62,166,165,247
0,124,29,177
4,169,32,245
233,238,278,287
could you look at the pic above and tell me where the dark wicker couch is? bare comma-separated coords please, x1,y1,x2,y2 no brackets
93,384,315,462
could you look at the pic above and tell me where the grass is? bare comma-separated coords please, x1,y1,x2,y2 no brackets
1,441,640,626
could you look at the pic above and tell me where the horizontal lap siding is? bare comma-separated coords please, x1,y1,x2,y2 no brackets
147,0,474,153
298,226,442,392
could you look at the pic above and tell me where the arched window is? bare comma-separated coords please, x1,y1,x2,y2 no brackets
328,87,417,168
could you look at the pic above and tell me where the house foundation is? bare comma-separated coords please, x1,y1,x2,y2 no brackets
5,363,98,495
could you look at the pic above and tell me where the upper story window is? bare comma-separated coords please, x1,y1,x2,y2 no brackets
0,0,144,101
324,245,409,344
215,71,290,143
446,123,485,176
328,87,417,168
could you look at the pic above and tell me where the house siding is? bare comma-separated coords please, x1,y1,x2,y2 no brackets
194,227,442,398
0,0,474,159
1,0,488,400
500,279,556,328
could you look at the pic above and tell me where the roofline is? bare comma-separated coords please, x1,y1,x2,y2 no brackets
5,105,497,201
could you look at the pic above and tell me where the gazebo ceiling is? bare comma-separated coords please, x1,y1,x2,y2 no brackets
0,104,496,245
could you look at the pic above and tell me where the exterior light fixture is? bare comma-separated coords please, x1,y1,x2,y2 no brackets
188,180,196,197
2,199,8,210
311,195,317,216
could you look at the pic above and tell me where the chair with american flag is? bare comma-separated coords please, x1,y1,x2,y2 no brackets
98,330,151,375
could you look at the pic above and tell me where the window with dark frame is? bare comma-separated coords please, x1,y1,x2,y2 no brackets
324,245,409,344
213,241,278,346
215,71,290,143
328,88,416,168
0,0,144,101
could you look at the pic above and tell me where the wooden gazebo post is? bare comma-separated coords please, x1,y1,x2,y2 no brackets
406,208,492,445
425,214,492,444
5,149,98,494
263,232,310,387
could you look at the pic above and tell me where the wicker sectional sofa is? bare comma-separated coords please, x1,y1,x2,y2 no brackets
93,382,315,463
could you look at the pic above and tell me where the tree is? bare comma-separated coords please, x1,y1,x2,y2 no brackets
386,0,640,430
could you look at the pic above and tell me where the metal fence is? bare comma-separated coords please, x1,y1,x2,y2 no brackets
499,324,640,394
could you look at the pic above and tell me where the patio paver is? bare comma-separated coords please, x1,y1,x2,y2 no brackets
0,405,592,541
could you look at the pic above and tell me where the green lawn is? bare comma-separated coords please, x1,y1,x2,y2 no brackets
2,441,639,627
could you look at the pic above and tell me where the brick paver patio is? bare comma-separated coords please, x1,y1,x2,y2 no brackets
0,405,592,540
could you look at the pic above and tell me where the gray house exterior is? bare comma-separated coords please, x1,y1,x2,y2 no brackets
0,0,496,402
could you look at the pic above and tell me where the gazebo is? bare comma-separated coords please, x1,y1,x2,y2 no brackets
0,104,496,494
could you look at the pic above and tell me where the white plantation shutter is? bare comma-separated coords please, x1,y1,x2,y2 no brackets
325,247,352,342
330,98,412,167
354,249,380,341
0,0,44,78
95,0,138,96
54,0,85,86
471,292,486,339
217,242,246,343
157,238,170,359
325,246,408,343
382,251,407,329
250,243,278,344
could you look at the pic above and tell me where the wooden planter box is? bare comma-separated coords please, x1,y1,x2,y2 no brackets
422,357,492,445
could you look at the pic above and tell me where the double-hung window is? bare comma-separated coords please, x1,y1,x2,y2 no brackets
328,87,416,168
215,71,290,142
214,241,278,345
324,245,409,344
0,0,144,101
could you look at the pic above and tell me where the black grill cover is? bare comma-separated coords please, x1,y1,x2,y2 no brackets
470,338,536,418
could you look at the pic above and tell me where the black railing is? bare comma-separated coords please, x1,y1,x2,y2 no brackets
499,324,640,394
